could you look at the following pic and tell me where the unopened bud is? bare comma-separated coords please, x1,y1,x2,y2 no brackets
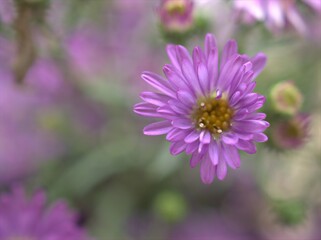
270,81,303,115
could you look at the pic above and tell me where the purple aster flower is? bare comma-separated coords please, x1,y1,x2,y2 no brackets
234,0,307,35
134,34,269,184
157,0,194,32
0,187,90,240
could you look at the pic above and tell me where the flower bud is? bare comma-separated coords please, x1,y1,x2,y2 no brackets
272,114,310,149
270,81,303,115
157,0,194,33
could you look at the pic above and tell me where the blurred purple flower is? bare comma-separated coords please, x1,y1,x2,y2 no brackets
272,113,310,149
0,187,90,240
157,0,194,32
134,34,269,184
65,27,110,78
234,0,307,35
0,0,16,24
303,0,321,13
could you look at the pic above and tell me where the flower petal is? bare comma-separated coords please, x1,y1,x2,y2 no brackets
170,141,187,155
177,90,195,107
220,40,238,70
200,156,216,184
134,102,162,118
222,143,241,169
140,92,170,106
221,133,238,145
251,53,267,79
208,140,219,165
184,130,200,143
216,158,227,180
236,139,257,154
233,120,270,133
186,141,199,154
166,128,190,141
172,118,193,129
143,121,172,135
141,71,176,98
166,44,180,70
190,152,202,168
199,131,211,144
253,133,268,142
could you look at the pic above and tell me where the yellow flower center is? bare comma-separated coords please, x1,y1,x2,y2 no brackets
164,0,186,15
192,97,234,135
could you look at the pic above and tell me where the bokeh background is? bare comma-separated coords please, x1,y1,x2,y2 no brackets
0,0,320,239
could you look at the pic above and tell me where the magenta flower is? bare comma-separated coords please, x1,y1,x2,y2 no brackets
134,34,269,183
234,0,307,35
0,187,90,240
157,0,194,32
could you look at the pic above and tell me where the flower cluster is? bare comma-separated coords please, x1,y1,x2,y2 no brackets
134,34,269,183
0,187,90,240
233,0,319,36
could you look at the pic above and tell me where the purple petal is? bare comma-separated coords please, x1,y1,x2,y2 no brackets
246,100,265,112
157,105,175,116
199,131,211,144
204,34,217,57
176,45,192,63
141,71,175,98
238,93,259,107
186,141,199,154
168,100,190,115
181,59,202,95
200,156,216,184
251,53,267,79
184,130,200,143
170,141,187,155
192,46,206,68
172,118,193,129
218,55,245,92
166,128,189,141
134,102,161,118
253,133,268,142
233,120,270,133
143,121,172,135
233,109,249,120
229,91,241,106
197,62,210,95
216,158,227,180
190,152,202,168
220,40,238,70
222,144,241,169
140,92,170,106
236,139,257,154
234,131,254,141
166,44,180,70
208,141,219,165
246,112,266,120
177,90,195,107
163,64,189,91
221,133,238,145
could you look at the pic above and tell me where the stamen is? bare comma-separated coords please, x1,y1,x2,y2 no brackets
192,97,234,135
